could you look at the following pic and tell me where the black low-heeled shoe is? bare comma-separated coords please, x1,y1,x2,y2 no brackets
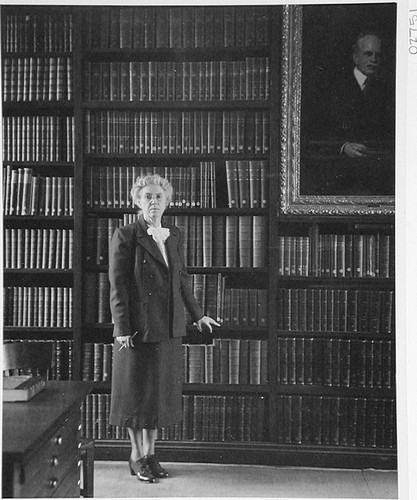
128,457,156,483
145,454,169,478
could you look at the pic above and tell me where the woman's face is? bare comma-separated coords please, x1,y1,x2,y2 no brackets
136,184,168,224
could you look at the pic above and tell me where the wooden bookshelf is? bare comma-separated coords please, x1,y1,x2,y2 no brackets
2,5,396,470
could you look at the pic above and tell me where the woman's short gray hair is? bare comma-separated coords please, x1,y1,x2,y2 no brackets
131,173,173,209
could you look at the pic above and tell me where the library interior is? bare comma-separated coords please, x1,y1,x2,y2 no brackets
2,4,398,498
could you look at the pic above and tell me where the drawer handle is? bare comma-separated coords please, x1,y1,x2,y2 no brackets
50,456,59,467
55,435,63,446
49,479,58,489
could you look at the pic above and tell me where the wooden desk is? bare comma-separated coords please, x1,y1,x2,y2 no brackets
2,381,93,498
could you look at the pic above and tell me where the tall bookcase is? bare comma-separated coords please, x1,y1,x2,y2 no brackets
1,5,396,470
273,217,396,467
2,6,78,378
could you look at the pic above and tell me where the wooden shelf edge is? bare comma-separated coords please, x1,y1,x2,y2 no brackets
274,384,396,398
83,47,271,60
85,207,269,215
274,330,395,339
85,381,269,394
2,101,74,112
82,100,271,109
276,276,395,284
95,440,397,469
4,269,73,274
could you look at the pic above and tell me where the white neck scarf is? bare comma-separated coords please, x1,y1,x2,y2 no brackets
147,226,170,243
147,226,170,267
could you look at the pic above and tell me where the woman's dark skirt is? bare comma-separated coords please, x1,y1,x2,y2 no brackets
109,337,183,429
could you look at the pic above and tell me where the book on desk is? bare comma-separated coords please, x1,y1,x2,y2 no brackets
3,375,46,402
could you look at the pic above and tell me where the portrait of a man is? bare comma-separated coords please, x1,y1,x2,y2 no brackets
299,4,396,197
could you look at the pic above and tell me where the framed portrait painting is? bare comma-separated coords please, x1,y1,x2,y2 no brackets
280,4,396,215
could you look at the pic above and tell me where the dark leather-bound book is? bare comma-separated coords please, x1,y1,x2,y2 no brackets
253,216,267,268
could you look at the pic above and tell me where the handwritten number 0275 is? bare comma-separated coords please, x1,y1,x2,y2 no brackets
410,13,417,55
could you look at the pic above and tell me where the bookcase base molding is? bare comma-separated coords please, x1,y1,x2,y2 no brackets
95,441,397,470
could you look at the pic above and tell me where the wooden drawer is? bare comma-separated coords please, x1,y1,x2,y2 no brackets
52,467,81,498
18,410,82,498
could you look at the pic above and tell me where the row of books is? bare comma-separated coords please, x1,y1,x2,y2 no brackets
2,56,73,102
82,342,113,382
5,339,74,380
88,215,267,268
164,215,268,268
2,12,73,53
86,220,269,320
3,167,74,216
186,274,223,324
276,337,395,389
185,339,268,385
81,393,266,443
83,6,270,50
84,110,269,155
276,395,396,449
4,228,73,270
277,233,395,278
3,286,73,327
86,218,121,266
83,58,270,102
80,338,268,385
84,273,111,324
86,163,218,210
226,160,268,208
209,287,268,328
276,288,394,334
83,271,267,326
2,116,74,162
309,231,395,278
85,161,269,210
179,393,268,442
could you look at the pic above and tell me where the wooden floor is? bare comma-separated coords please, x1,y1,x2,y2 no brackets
94,461,398,498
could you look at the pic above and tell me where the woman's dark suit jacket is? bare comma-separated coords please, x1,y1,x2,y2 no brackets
109,214,204,343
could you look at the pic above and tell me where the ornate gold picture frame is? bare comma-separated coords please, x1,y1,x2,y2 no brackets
279,4,395,216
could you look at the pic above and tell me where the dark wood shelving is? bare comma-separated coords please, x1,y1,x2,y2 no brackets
4,216,74,222
89,381,268,394
2,102,74,113
274,330,394,340
83,265,269,274
82,100,271,110
95,440,397,470
84,153,270,161
3,327,74,340
183,383,269,394
277,276,395,285
3,51,73,57
2,161,74,167
83,47,270,62
86,207,268,216
275,384,395,398
83,323,268,334
277,214,395,225
4,268,73,274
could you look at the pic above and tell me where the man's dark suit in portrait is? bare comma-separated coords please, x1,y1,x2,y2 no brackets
302,31,395,196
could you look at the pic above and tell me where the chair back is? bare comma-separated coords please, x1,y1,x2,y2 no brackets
3,341,53,375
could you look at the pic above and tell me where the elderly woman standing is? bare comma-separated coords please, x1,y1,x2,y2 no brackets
108,173,219,483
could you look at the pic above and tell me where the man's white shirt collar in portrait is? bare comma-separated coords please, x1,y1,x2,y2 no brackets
354,66,368,90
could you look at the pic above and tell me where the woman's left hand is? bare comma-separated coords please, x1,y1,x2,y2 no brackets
195,316,221,333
